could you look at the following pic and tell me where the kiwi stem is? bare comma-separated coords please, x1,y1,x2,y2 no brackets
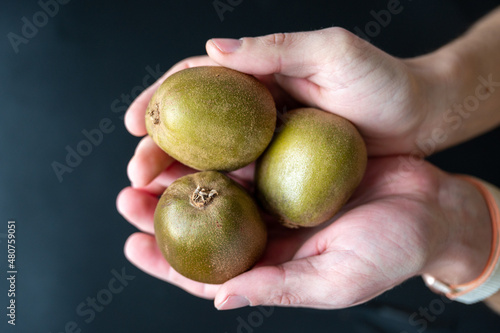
190,185,218,208
150,103,160,125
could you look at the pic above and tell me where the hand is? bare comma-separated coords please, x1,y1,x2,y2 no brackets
125,28,453,159
117,156,491,309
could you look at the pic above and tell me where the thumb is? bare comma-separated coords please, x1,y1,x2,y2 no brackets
214,252,389,310
206,27,370,78
206,27,377,107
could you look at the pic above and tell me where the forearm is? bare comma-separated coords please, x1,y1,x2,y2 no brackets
415,8,500,312
409,7,500,153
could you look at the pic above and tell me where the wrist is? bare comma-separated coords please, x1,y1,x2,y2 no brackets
422,174,492,287
404,19,500,154
422,174,500,304
403,46,476,155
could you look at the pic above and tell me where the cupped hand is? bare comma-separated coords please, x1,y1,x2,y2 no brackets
117,155,491,310
126,27,448,161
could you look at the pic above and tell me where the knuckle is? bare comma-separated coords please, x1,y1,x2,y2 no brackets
327,26,368,55
328,26,353,41
270,291,302,306
268,265,302,306
261,32,290,47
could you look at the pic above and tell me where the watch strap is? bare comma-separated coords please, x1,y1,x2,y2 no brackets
423,175,500,304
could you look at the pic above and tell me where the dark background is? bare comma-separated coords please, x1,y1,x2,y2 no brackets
2,0,500,332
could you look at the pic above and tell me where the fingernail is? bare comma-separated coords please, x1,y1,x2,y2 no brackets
217,295,251,310
210,38,242,53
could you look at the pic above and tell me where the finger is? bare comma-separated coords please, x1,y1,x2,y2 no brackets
214,250,396,311
206,27,365,78
139,161,197,195
137,161,252,196
119,162,200,234
124,232,220,299
116,187,157,234
227,162,255,190
124,56,219,136
214,255,339,310
128,136,174,187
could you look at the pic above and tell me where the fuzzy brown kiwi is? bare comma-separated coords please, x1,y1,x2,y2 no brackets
255,108,367,228
145,66,276,172
154,171,267,284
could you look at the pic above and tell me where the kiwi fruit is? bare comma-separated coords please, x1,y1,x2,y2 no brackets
255,107,367,228
145,66,276,171
154,171,267,284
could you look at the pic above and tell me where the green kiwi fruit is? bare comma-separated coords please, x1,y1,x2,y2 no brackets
255,108,367,228
154,171,267,284
145,66,276,171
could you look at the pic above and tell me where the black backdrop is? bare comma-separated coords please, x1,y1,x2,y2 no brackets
2,0,500,332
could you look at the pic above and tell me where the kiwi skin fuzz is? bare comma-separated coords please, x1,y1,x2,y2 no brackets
145,66,276,172
255,108,367,228
154,171,267,284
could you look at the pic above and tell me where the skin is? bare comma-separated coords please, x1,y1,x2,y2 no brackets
117,8,500,311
